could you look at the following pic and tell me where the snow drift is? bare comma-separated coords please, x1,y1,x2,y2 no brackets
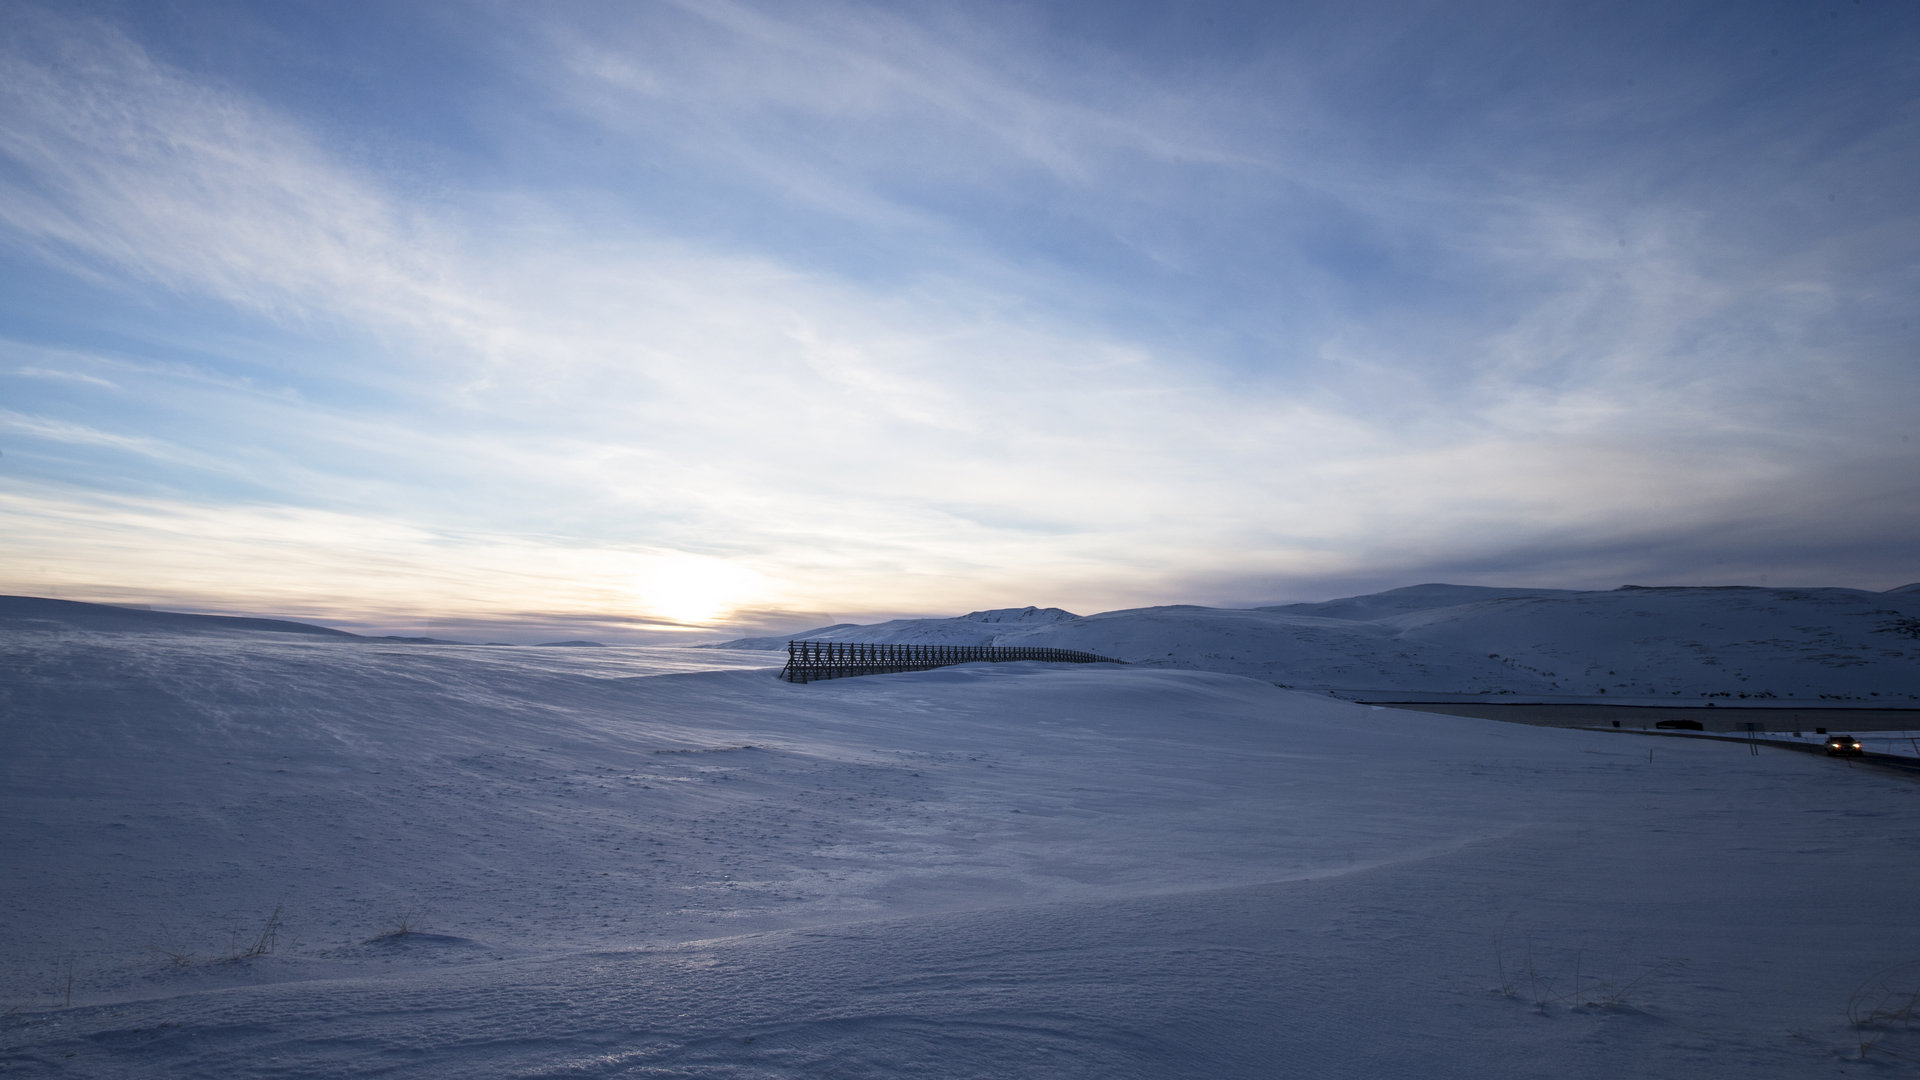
4,598,1920,1076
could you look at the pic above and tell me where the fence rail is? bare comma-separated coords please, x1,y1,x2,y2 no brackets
781,640,1123,683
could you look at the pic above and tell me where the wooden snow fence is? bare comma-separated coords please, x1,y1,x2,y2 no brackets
781,640,1124,683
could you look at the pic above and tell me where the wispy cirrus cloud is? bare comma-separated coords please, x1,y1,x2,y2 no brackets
0,21,428,321
0,409,172,458
11,366,117,389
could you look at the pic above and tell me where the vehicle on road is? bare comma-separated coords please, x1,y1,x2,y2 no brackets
1824,734,1864,756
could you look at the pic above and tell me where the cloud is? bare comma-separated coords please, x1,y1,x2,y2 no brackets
551,0,1267,184
11,366,116,389
1,23,351,299
0,408,171,457
0,482,787,634
0,2,1915,626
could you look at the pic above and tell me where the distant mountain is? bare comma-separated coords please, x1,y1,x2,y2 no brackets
1258,583,1583,619
710,608,1079,650
705,623,863,651
716,586,1920,703
957,606,1081,625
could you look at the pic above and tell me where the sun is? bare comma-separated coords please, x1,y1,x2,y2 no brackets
634,555,758,626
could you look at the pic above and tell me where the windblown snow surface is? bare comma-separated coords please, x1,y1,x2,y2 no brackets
5,596,1920,1077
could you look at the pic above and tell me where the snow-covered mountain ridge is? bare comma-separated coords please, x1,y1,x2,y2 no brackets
714,606,1080,651
721,584,1920,702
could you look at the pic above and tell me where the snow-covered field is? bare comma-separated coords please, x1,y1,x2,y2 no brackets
723,584,1920,704
5,599,1920,1076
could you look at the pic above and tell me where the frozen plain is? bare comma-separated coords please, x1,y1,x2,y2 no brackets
4,603,1920,1076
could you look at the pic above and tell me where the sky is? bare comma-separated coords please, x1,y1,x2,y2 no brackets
1,0,1916,640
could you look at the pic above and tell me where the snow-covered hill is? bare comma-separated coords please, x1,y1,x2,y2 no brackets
0,595,361,638
4,605,1920,1075
721,584,1920,703
717,606,1081,651
0,595,478,643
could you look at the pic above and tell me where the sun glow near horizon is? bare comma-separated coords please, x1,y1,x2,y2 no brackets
629,554,767,628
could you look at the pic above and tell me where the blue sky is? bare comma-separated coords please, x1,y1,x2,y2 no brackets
2,0,1916,639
